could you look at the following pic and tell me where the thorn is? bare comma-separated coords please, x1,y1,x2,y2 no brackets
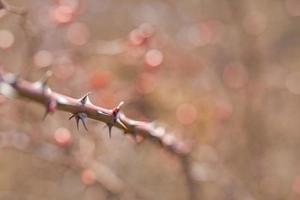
75,116,80,130
79,113,88,131
43,99,57,120
112,101,124,116
69,112,88,131
79,92,92,105
117,101,124,110
33,71,53,93
41,71,52,88
106,123,113,138
103,101,127,138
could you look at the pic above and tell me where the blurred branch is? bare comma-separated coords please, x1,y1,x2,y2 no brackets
0,70,197,200
0,0,27,16
0,130,150,199
180,156,198,200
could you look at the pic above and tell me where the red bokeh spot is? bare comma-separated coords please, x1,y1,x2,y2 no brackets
129,28,145,46
135,134,145,143
89,70,110,89
176,103,198,125
50,5,74,25
54,127,72,146
81,168,96,185
128,23,154,46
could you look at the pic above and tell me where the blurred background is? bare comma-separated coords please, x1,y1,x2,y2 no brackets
0,0,300,199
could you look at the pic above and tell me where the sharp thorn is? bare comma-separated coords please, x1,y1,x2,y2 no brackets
82,120,88,131
43,111,49,121
79,113,88,131
117,101,124,109
41,71,52,86
79,92,92,105
107,123,112,138
69,113,88,131
75,116,80,130
43,99,57,120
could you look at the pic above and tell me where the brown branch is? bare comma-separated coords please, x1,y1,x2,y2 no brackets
0,70,197,199
0,71,191,156
0,0,27,16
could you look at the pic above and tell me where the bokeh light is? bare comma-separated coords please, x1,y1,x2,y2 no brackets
54,127,72,146
129,28,145,46
50,5,74,24
0,30,14,49
176,103,198,125
89,70,110,89
33,50,53,68
81,168,96,185
145,48,163,67
66,22,90,46
1,1,300,199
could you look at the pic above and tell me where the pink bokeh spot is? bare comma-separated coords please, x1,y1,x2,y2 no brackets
54,128,72,146
145,49,163,68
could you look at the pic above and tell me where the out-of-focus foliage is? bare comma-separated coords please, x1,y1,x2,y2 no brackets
0,0,300,199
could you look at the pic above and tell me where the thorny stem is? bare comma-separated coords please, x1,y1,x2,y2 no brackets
0,71,197,200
